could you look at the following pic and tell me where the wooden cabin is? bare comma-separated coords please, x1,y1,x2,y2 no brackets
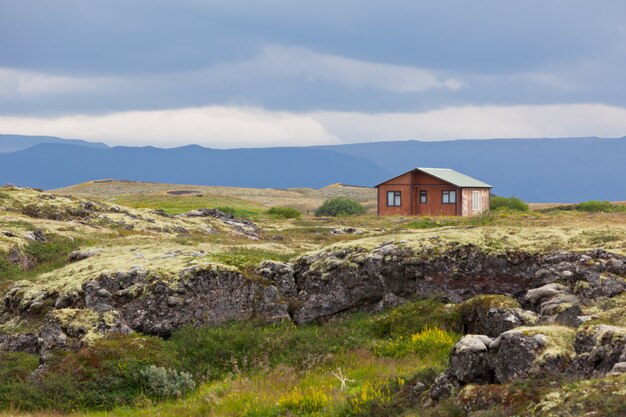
376,167,492,216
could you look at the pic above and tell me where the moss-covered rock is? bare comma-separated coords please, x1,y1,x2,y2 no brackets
456,295,539,337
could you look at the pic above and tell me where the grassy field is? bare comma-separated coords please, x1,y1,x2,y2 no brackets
54,180,378,215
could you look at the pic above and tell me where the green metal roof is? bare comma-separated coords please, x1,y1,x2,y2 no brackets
417,167,492,188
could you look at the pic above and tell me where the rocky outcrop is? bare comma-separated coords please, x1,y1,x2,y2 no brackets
432,323,626,401
0,333,40,354
1,243,625,363
121,268,289,336
264,244,626,324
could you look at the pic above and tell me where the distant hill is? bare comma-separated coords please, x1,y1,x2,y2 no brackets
0,135,624,202
0,143,390,190
0,134,108,153
314,137,626,202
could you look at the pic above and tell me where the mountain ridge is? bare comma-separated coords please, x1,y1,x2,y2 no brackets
0,134,624,202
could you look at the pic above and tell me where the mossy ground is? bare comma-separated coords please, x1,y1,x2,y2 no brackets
1,184,626,416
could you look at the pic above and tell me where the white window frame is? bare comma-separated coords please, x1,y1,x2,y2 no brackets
387,191,401,206
442,190,456,204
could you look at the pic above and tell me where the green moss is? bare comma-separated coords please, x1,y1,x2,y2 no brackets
457,294,520,312
209,248,296,271
517,325,576,360
585,293,626,326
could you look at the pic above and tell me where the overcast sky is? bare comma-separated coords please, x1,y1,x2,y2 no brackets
2,0,626,147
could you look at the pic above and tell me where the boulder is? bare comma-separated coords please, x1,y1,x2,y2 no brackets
457,295,539,337
69,249,100,262
449,335,494,383
525,283,582,326
23,230,47,243
490,330,540,383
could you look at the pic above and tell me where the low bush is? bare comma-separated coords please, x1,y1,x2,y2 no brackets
490,196,529,212
315,197,366,217
576,200,626,213
139,365,195,399
266,206,301,219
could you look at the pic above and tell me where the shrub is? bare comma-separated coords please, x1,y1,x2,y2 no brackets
490,196,529,212
373,327,456,358
139,365,195,399
266,206,301,219
315,197,366,217
342,381,392,416
576,200,626,213
277,387,330,414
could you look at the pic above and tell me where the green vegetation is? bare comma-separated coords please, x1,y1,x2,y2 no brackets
266,206,301,219
315,197,366,217
0,234,80,285
406,218,456,229
139,366,195,399
373,327,457,359
540,200,626,214
576,200,626,213
0,335,171,411
1,186,626,417
111,194,266,217
490,195,529,212
0,302,456,414
372,298,461,338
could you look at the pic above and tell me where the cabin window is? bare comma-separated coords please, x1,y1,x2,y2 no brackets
442,190,456,204
387,191,401,206
420,190,427,204
472,190,480,211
